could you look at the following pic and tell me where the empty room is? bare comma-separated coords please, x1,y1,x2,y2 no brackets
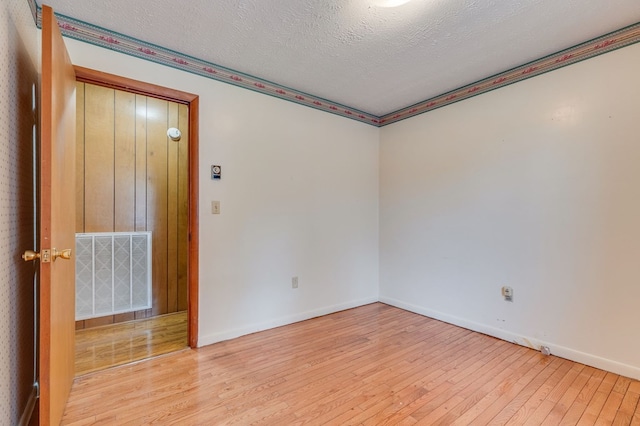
2,0,640,424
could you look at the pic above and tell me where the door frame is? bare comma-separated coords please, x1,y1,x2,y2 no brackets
74,66,199,347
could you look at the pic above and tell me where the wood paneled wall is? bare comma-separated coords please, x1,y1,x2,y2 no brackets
75,82,188,329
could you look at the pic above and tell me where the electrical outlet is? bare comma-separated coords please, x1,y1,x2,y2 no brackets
292,276,298,289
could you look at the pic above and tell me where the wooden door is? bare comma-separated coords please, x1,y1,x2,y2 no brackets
40,5,77,425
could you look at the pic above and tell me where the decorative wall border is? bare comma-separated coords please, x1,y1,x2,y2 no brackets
27,0,639,128
27,0,37,23
29,2,379,126
379,22,640,126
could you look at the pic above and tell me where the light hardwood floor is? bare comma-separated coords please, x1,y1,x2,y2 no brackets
74,311,188,376
63,303,640,425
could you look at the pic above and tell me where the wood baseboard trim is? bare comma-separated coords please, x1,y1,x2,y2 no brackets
18,384,38,426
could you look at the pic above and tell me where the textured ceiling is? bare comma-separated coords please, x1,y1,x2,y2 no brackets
35,0,640,118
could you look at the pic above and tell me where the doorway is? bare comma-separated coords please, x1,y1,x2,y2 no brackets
72,68,199,375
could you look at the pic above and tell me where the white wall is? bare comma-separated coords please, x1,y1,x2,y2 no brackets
63,38,380,346
380,43,640,380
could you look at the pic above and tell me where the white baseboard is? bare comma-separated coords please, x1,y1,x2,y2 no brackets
380,296,640,381
18,384,37,426
198,295,640,381
198,296,378,348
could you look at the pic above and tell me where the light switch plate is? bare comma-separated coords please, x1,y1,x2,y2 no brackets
211,201,220,214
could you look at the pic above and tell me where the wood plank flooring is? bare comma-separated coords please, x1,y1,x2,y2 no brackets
62,303,640,425
74,311,188,376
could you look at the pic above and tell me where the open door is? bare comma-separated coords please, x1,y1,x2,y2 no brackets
35,5,76,425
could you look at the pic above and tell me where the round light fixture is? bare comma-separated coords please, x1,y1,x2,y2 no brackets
167,127,182,141
373,0,414,7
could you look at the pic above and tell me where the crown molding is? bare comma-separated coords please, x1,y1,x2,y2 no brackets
27,0,639,127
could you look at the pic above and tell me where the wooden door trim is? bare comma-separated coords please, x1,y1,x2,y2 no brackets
74,66,199,347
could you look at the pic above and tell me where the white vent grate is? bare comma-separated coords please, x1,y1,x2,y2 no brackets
75,232,152,320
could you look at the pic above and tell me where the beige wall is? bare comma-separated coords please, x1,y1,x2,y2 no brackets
0,0,39,423
380,42,640,380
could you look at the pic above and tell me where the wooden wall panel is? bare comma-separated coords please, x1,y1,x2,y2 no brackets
114,90,136,231
167,102,179,313
146,97,169,316
83,84,115,232
75,83,189,328
135,95,147,233
76,82,85,232
83,316,113,329
113,312,135,324
177,104,189,311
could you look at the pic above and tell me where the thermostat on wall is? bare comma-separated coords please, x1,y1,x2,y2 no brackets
211,165,221,180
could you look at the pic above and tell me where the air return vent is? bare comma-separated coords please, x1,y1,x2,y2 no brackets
75,232,152,320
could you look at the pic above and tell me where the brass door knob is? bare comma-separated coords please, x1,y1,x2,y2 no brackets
52,248,72,261
22,250,41,262
22,248,68,262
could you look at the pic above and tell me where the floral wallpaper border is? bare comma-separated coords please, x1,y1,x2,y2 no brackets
28,1,640,127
